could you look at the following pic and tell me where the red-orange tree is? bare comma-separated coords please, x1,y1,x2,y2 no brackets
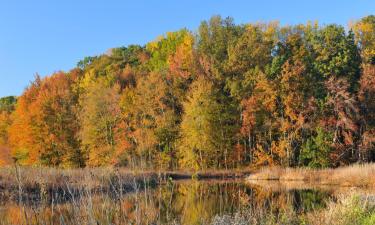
9,72,82,167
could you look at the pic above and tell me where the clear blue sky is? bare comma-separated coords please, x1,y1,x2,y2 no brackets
0,0,374,97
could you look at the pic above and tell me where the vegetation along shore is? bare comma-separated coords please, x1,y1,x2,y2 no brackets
248,163,375,187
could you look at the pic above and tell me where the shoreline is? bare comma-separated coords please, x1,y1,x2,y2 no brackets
0,167,251,202
247,163,375,188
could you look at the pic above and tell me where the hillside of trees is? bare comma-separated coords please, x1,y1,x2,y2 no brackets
0,15,374,169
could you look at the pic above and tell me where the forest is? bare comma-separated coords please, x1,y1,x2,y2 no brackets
0,15,374,170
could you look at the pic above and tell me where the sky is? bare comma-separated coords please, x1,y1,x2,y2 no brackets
0,0,374,97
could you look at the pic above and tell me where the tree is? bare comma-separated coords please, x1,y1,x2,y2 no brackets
77,56,98,69
0,112,11,147
352,15,375,64
0,96,16,148
146,29,192,72
279,60,308,166
123,72,180,169
300,127,332,168
0,96,17,113
198,16,241,81
0,111,13,166
312,25,361,90
79,79,126,166
358,64,375,161
226,23,277,75
240,72,280,166
168,32,195,79
179,77,239,169
8,76,42,165
110,45,144,67
9,73,82,167
325,77,360,165
4,15,373,169
224,23,278,101
276,32,316,166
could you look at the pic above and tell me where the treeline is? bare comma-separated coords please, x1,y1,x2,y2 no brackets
0,15,374,169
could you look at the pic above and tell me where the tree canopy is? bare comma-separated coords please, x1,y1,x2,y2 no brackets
1,15,374,169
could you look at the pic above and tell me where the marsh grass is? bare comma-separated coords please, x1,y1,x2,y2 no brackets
248,164,375,187
0,166,249,190
0,166,161,204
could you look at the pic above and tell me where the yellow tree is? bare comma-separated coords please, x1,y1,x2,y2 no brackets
352,15,375,63
122,71,180,169
179,77,239,169
79,79,127,167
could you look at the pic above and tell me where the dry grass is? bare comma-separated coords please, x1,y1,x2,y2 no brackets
0,166,161,205
0,166,249,202
247,164,375,187
247,179,375,197
305,193,375,225
0,167,250,187
0,166,158,189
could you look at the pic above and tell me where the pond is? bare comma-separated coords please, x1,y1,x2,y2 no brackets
0,178,361,225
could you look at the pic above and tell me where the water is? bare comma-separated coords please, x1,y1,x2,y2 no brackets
0,179,346,224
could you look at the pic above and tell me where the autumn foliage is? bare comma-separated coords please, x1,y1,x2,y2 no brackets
0,15,374,169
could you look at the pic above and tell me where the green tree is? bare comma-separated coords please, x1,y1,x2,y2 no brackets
312,25,361,90
0,96,17,113
146,29,192,72
0,96,16,147
300,128,332,168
